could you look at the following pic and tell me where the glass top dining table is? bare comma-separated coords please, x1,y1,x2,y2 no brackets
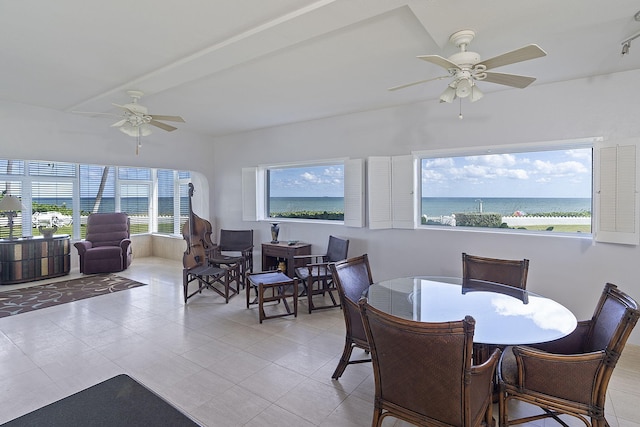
365,276,577,346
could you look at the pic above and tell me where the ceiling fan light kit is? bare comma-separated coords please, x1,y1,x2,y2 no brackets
390,29,546,111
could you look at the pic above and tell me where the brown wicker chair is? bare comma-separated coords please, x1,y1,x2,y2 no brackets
359,299,500,427
463,253,530,365
328,254,373,379
462,253,529,290
294,235,349,313
498,283,640,427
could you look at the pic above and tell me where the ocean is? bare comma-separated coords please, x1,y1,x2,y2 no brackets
34,196,592,217
270,197,591,217
34,197,184,215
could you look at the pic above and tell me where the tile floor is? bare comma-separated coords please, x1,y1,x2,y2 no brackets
0,257,638,426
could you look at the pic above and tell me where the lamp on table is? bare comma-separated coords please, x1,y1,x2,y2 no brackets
0,194,25,240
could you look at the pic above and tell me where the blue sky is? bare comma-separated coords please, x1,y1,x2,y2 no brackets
269,148,592,198
422,148,592,198
270,165,344,197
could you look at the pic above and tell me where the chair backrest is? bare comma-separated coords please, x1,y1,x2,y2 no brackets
462,252,529,289
359,300,478,426
85,213,130,247
584,283,640,355
326,235,349,263
218,229,253,252
330,254,374,344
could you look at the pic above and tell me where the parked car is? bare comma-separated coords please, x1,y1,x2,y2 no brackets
32,211,73,227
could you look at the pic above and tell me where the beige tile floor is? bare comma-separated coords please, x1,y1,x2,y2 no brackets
0,257,638,426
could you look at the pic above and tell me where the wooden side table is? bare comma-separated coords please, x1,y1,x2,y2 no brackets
261,242,311,278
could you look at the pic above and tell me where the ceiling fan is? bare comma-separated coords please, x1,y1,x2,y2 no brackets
73,90,185,154
389,30,547,103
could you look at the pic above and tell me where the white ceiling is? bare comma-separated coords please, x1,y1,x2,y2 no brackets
2,0,640,138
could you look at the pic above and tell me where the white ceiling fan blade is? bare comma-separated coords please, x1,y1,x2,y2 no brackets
388,75,450,91
479,44,547,71
149,120,178,132
417,55,460,71
151,114,185,123
111,119,128,127
481,72,536,88
71,111,121,118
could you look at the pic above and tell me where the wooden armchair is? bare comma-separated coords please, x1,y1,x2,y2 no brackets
294,235,349,313
328,254,373,379
208,229,253,288
359,300,500,427
498,283,640,427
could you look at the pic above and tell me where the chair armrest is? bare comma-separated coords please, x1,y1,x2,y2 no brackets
510,345,605,398
120,238,132,253
293,254,327,263
74,241,93,255
469,348,501,421
530,320,590,354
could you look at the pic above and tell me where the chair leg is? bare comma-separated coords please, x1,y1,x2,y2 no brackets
332,339,356,379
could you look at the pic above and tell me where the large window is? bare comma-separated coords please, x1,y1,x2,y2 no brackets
420,146,593,233
267,163,345,220
0,158,191,239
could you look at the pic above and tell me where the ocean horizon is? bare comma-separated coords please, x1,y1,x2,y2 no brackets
34,196,591,218
270,196,591,217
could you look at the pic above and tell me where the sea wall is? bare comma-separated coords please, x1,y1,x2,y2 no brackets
422,215,591,227
502,216,591,227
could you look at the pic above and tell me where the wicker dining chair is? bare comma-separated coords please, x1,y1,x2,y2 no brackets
328,254,373,379
498,283,640,427
462,253,529,290
359,299,500,427
462,252,530,365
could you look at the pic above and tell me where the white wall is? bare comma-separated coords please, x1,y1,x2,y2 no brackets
210,69,640,345
2,70,639,345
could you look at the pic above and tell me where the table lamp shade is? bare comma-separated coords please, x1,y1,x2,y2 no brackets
0,194,24,212
0,194,25,239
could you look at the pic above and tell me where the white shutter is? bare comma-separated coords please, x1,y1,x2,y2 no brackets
368,156,392,229
242,167,257,222
594,140,639,245
344,158,365,228
392,155,417,229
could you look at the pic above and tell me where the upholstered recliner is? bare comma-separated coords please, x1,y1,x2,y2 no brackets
75,213,132,274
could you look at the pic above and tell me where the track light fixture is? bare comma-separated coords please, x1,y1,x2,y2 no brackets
621,28,640,55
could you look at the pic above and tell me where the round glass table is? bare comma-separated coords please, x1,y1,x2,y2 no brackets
365,277,577,346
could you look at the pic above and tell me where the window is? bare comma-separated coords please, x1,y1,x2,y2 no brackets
267,163,345,220
419,145,593,234
0,157,192,239
243,159,364,227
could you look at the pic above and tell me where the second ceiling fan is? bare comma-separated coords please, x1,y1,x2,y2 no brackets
389,30,547,103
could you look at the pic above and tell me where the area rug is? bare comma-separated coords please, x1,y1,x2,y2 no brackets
0,274,147,319
1,374,200,426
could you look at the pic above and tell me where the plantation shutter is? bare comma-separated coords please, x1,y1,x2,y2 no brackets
242,167,258,222
368,156,392,229
368,155,417,229
343,158,365,228
392,155,417,229
594,140,639,245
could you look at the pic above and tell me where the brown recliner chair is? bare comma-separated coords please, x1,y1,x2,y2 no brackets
75,213,132,274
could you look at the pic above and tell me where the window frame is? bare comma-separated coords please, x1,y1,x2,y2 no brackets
244,157,364,227
413,138,600,237
0,158,192,239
